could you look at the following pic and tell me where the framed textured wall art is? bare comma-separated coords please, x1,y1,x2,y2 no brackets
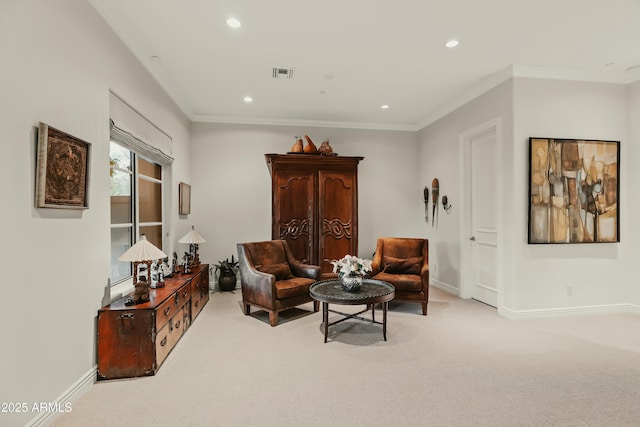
36,122,91,209
179,182,191,215
528,137,619,244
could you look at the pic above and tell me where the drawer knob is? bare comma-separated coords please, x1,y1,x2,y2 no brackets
164,306,171,316
160,337,167,347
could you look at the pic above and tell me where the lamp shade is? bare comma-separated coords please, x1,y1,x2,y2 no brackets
118,235,168,262
178,226,206,244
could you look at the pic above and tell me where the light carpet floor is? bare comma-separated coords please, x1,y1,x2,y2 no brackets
52,287,640,427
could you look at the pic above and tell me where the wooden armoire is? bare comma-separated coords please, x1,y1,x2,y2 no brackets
265,154,364,277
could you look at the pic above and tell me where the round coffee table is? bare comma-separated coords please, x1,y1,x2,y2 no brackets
310,279,395,343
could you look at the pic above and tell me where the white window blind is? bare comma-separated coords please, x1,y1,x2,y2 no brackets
109,91,174,165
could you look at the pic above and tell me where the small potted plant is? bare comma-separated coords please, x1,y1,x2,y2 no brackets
214,255,239,292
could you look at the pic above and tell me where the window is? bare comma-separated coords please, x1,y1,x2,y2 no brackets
110,141,164,285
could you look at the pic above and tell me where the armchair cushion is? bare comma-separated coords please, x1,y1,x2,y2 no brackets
256,262,293,281
275,277,317,299
372,272,424,292
383,256,422,275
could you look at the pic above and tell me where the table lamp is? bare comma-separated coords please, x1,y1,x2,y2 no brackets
118,235,168,304
178,226,206,267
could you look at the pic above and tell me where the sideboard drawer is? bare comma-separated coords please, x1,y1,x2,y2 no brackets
191,273,201,294
156,297,176,331
175,282,191,307
156,307,186,367
192,292,203,319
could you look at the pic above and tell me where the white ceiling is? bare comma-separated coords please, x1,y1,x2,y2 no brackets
89,0,640,131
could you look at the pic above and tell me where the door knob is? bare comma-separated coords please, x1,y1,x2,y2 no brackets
470,236,476,241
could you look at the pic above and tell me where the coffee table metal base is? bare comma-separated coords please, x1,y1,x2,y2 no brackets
321,302,389,343
310,279,395,343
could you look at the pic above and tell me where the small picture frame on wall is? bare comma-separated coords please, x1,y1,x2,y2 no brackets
179,182,191,215
36,122,91,209
528,137,620,244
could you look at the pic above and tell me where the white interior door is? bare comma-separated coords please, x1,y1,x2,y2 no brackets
468,128,498,307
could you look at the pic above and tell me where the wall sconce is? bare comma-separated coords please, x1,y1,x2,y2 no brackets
442,195,452,213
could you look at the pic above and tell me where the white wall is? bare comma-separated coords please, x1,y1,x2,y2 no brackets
0,1,191,426
189,123,423,276
416,81,514,299
511,78,633,312
628,81,640,306
417,77,639,316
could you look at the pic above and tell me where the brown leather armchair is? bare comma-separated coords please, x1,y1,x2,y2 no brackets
370,237,429,315
236,240,320,326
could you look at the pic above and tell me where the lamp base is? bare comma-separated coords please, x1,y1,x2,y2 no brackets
133,280,150,304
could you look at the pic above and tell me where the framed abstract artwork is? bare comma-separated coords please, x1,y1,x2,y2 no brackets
36,122,91,209
528,137,619,243
179,182,191,215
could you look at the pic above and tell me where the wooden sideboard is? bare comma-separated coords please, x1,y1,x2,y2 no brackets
97,264,209,380
265,154,363,278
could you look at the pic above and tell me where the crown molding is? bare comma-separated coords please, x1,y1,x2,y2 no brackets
512,64,640,84
415,64,640,131
415,66,515,130
190,114,418,132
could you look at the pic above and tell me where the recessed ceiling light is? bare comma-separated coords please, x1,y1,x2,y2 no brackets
150,55,162,63
243,96,253,103
318,90,327,95
381,105,390,109
445,39,459,48
226,17,241,28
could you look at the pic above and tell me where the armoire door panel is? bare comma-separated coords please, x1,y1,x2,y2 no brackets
318,171,356,274
273,171,314,263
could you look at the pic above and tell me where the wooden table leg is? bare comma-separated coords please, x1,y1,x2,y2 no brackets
323,302,329,343
382,301,388,341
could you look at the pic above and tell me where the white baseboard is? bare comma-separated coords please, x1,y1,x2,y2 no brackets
27,367,96,427
499,303,640,319
430,279,461,297
429,281,640,319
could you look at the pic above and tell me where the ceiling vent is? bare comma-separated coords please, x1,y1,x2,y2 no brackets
272,68,294,79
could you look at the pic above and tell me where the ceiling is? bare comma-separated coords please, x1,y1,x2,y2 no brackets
89,0,640,131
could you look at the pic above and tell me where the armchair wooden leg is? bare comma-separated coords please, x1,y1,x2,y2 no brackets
313,301,319,312
269,311,278,327
421,302,428,315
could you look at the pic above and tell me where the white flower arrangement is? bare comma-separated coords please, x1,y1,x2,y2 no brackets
331,254,372,278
